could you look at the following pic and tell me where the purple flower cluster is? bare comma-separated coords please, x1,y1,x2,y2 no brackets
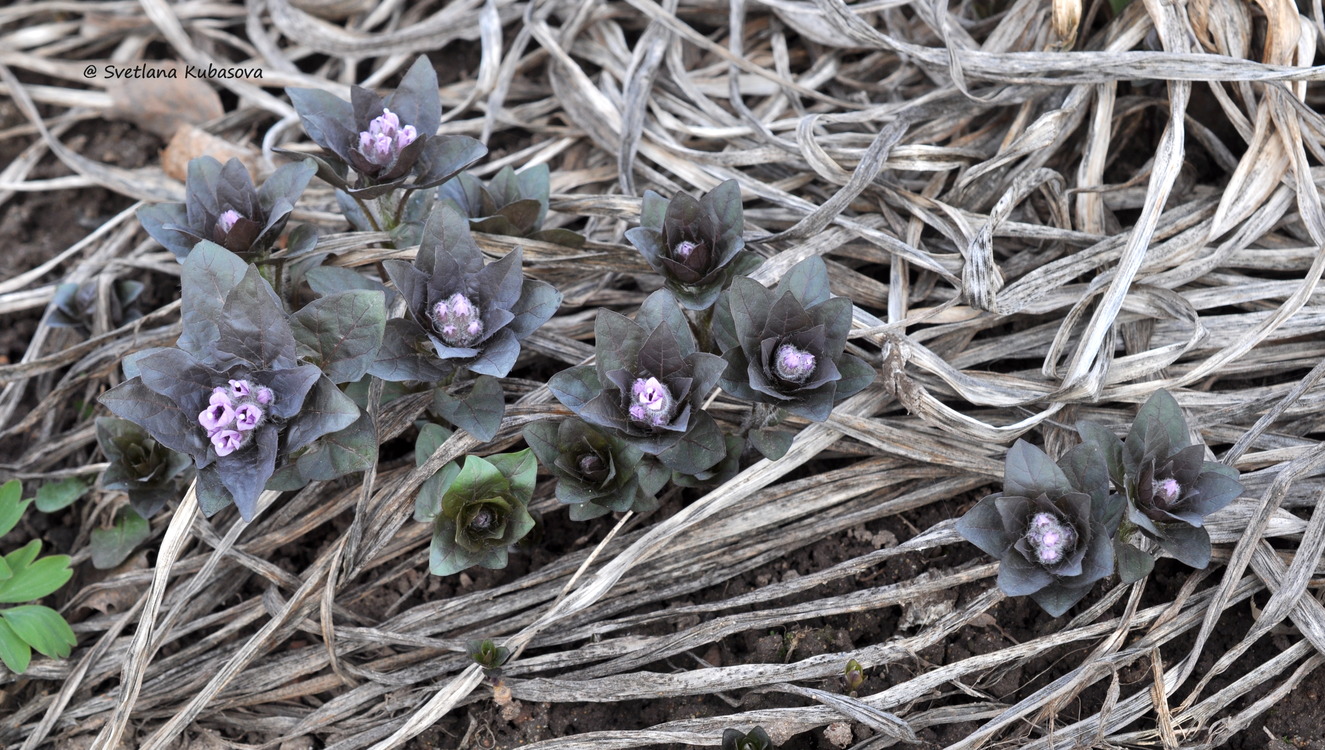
198,378,273,457
628,377,674,427
1026,511,1075,565
430,292,484,348
773,344,817,384
357,108,418,168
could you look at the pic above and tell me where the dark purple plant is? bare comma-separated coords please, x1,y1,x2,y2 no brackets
374,205,560,381
547,289,727,476
522,419,669,519
284,57,486,203
96,417,192,518
47,279,144,335
438,164,584,247
956,440,1117,617
1078,389,1243,578
712,256,874,459
98,242,375,519
624,180,758,310
137,156,317,261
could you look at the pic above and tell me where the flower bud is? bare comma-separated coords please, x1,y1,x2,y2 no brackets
576,452,608,482
430,292,484,347
215,209,241,237
1026,512,1076,565
254,386,274,405
773,344,817,384
1152,478,1181,508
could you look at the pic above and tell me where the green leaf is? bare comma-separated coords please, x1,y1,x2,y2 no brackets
0,480,29,537
429,518,507,575
0,554,73,603
1076,420,1125,489
90,507,151,570
35,477,88,513
1115,539,1154,584
0,558,10,582
484,449,536,501
415,461,462,523
415,423,454,467
433,375,505,443
749,428,793,461
1003,440,1071,499
5,540,40,571
2,605,76,659
1159,523,1212,569
0,619,31,673
291,290,387,383
656,411,726,476
295,410,378,481
442,455,508,519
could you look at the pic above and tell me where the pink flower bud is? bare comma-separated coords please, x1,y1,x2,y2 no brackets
229,379,252,399
254,386,274,405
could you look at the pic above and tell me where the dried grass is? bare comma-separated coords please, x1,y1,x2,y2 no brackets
1,0,1324,747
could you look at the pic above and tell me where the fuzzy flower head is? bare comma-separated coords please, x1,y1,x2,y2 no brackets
215,209,242,238
1026,512,1076,565
430,293,485,348
284,57,486,196
624,179,756,310
628,377,675,427
356,108,419,168
773,344,817,384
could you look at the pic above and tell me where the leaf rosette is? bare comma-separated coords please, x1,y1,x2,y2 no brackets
624,180,759,310
96,417,192,518
714,256,875,424
285,57,486,199
721,727,773,750
48,280,145,335
98,243,370,520
138,156,316,261
548,289,728,476
415,451,537,576
374,205,562,381
523,419,668,520
1079,390,1243,571
956,440,1116,617
438,164,585,247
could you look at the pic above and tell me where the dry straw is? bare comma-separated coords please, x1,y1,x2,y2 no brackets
0,0,1323,746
